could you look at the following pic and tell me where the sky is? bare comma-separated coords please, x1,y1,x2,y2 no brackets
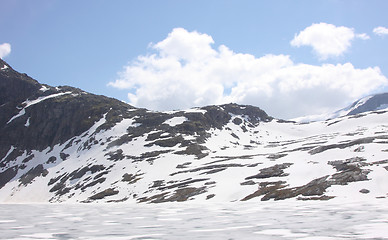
1,0,388,119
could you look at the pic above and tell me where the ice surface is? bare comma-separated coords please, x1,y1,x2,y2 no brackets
0,201,387,239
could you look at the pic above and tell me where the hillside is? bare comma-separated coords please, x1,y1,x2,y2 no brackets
1,58,388,203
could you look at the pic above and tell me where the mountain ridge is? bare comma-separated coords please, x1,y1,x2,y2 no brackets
1,59,388,203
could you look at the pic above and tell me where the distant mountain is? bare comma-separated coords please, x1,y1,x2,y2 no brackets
293,93,388,123
333,93,388,117
1,58,388,203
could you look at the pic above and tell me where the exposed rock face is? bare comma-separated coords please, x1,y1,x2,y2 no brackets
1,59,388,203
0,59,133,161
0,59,41,105
88,188,119,201
0,167,18,189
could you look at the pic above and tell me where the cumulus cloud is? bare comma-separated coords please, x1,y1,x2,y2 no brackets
373,26,388,36
291,23,368,60
109,28,388,119
0,43,11,58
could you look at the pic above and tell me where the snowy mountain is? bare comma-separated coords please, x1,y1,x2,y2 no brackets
293,93,388,123
1,58,388,203
333,93,388,117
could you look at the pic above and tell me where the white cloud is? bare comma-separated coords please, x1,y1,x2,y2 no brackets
373,26,388,36
356,33,370,40
153,28,217,62
0,43,11,58
291,23,368,60
109,28,388,119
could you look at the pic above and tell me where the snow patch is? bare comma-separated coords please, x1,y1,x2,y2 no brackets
1,146,15,163
163,116,188,126
24,117,30,127
1,64,9,70
184,108,207,114
7,92,72,124
160,132,170,137
7,108,26,124
39,86,49,92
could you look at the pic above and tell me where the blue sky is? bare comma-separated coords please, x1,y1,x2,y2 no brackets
1,0,388,119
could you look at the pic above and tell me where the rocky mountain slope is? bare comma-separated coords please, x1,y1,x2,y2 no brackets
1,58,388,203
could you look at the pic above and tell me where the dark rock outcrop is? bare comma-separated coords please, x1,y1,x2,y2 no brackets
19,164,48,186
88,188,119,200
245,163,293,180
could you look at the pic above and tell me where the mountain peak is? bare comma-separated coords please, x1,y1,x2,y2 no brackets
0,59,41,106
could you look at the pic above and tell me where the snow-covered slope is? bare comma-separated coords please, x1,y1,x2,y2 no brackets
1,58,388,203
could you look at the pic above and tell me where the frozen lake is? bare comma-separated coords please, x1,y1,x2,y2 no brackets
0,200,388,240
